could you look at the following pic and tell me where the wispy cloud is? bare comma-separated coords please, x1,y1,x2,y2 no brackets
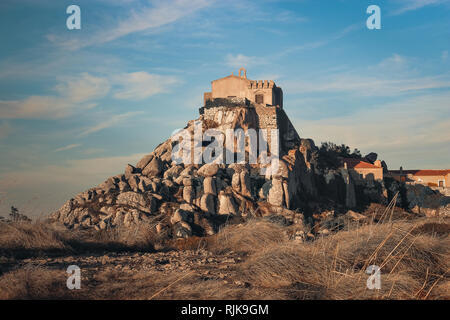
0,121,12,139
0,152,146,217
284,54,450,96
0,71,179,119
392,0,449,15
54,144,82,152
225,54,267,69
276,24,361,58
0,73,109,119
286,74,450,96
78,111,143,137
295,93,450,169
113,72,180,100
377,54,410,71
50,0,212,51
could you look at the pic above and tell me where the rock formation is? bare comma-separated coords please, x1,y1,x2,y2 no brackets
50,74,392,238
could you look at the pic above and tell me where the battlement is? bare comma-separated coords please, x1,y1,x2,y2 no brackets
248,80,275,89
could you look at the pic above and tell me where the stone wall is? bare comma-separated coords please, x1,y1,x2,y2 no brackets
254,105,278,129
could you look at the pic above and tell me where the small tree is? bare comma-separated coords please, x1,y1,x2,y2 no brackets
8,206,31,222
10,206,19,222
317,142,362,170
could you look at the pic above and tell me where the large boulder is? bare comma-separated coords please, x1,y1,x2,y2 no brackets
116,192,156,214
197,163,219,177
218,191,238,215
136,154,153,170
200,193,216,214
268,177,285,207
164,165,183,180
203,177,217,195
170,209,192,225
142,157,162,177
183,186,194,204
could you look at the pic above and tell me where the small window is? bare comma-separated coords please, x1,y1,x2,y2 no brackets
255,94,264,104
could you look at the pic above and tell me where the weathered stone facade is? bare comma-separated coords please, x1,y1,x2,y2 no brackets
204,68,283,108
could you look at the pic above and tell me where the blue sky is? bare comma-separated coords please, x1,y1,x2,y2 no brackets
0,0,449,217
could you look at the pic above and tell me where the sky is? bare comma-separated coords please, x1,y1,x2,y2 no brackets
0,0,449,218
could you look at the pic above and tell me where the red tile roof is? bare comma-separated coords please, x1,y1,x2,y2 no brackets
343,158,379,169
389,169,450,176
413,170,450,176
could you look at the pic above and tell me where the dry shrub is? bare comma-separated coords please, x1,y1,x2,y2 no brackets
0,221,68,257
93,223,157,250
362,203,417,222
66,223,157,253
172,236,210,251
237,219,449,299
412,222,450,237
0,266,87,300
0,220,158,258
208,219,287,254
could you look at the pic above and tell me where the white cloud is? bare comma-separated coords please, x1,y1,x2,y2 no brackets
0,71,179,120
78,111,143,137
54,144,82,152
225,54,267,69
392,0,449,15
113,72,180,100
0,73,110,119
55,73,110,103
377,54,410,71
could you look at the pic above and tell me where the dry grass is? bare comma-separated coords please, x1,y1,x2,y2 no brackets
236,218,449,299
0,266,88,300
0,214,448,300
0,221,156,259
208,219,287,255
72,223,157,252
88,269,261,300
0,221,68,258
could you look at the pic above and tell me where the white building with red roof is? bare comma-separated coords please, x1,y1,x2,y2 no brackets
388,169,450,188
342,158,384,181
